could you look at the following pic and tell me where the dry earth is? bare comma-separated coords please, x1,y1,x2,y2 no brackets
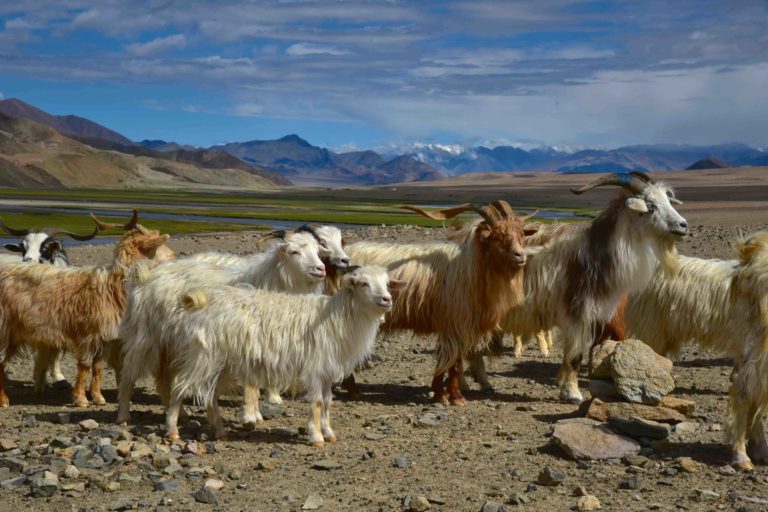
1,206,768,511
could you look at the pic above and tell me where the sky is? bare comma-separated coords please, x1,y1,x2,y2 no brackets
0,0,767,151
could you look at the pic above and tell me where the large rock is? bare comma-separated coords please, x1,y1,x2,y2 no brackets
585,398,686,424
608,339,674,405
551,419,640,460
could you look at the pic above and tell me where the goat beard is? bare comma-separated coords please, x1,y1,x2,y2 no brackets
660,240,680,276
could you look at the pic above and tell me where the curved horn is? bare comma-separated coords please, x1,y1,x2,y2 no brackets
260,229,289,242
491,200,515,219
90,209,140,231
401,203,502,226
520,209,539,222
570,173,647,195
49,225,100,242
0,217,33,237
628,171,654,184
296,223,323,242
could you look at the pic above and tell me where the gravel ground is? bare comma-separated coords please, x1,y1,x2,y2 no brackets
1,221,767,512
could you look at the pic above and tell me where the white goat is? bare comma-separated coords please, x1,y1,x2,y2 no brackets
122,265,402,444
623,232,768,470
116,232,326,427
479,172,688,403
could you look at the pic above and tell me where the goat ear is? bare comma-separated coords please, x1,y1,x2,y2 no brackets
626,197,648,213
523,227,539,236
48,240,63,252
4,243,23,252
142,234,170,250
388,279,407,290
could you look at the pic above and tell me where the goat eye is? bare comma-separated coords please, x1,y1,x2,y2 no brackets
289,250,300,255
361,282,369,288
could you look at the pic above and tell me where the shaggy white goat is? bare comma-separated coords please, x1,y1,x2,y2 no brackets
120,265,402,444
116,232,326,427
624,232,768,470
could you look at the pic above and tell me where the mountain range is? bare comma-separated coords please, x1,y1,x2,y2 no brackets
0,97,767,189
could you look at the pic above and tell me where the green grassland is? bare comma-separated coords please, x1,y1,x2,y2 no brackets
0,187,596,235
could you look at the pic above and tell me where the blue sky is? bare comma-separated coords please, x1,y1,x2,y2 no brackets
0,1,766,151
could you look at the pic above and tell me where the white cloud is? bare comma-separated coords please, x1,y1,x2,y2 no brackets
286,43,352,56
126,34,187,56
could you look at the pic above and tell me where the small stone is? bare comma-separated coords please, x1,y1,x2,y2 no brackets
78,419,99,431
257,459,278,471
695,489,719,501
23,415,36,427
608,416,671,440
0,439,17,452
312,459,342,471
588,379,619,400
417,412,444,427
573,486,588,497
622,455,648,467
193,486,219,504
118,473,141,484
620,475,638,489
526,483,538,492
674,421,699,435
408,496,431,512
718,465,737,476
364,432,387,441
100,445,119,464
260,402,282,420
479,500,507,512
204,478,224,490
182,441,199,455
0,457,27,473
537,467,566,486
586,398,685,424
302,494,324,510
508,493,529,505
577,495,602,511
659,397,696,416
63,465,80,479
155,481,178,492
116,441,132,457
393,456,410,468
1,476,27,489
663,467,678,476
228,469,242,480
108,498,134,511
56,412,70,424
677,457,702,473
30,470,59,498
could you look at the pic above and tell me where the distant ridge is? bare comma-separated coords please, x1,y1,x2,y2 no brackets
686,156,730,170
0,98,134,146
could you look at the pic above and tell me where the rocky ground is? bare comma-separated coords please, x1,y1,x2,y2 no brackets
1,221,768,512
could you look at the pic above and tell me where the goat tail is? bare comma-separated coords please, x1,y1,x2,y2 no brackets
182,288,208,310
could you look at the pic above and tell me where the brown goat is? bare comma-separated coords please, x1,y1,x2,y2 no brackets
0,211,175,408
344,201,536,405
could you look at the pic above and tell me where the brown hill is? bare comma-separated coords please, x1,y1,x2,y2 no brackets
0,98,134,146
0,113,280,190
686,156,730,170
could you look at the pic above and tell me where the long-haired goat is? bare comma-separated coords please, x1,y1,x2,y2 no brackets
116,232,326,427
622,232,768,470
483,172,688,404
0,211,174,407
0,217,101,386
122,266,402,444
343,201,536,405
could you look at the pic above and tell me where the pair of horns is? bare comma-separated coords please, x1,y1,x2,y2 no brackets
571,171,653,195
0,217,100,242
401,200,537,226
90,210,141,232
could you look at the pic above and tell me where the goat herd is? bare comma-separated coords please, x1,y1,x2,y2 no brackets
0,172,766,471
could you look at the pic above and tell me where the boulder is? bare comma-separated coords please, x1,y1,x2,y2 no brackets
588,379,619,400
585,398,686,424
608,339,674,405
551,419,640,460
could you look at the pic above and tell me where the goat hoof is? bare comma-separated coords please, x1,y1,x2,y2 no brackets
216,433,228,441
733,460,755,471
167,433,180,442
0,401,8,409
326,436,337,443
480,385,495,394
449,397,467,406
72,397,89,408
92,395,106,406
309,440,325,447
